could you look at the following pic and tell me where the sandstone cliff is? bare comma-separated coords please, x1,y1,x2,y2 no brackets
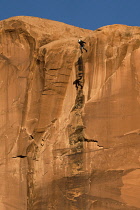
0,16,140,210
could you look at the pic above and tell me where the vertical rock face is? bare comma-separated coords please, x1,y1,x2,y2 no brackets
0,17,140,210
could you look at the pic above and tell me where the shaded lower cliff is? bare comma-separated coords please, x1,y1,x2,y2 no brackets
0,17,140,210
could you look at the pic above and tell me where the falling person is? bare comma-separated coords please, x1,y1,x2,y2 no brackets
73,76,83,90
78,39,87,53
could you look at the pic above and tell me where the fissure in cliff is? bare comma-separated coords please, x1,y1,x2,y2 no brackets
67,55,85,176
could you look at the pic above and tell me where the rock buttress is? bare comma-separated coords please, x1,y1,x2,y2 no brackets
0,17,140,210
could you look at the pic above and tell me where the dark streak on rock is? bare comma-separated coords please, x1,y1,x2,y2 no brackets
12,155,27,158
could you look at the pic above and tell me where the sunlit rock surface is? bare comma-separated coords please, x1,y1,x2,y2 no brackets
0,16,140,210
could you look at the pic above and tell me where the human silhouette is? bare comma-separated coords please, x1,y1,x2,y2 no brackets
73,76,83,90
78,40,87,53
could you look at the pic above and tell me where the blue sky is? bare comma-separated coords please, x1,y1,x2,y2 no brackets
0,0,139,30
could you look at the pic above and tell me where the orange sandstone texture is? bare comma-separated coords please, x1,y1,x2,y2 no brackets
0,16,140,210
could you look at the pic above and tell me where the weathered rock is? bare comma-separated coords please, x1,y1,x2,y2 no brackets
0,17,140,209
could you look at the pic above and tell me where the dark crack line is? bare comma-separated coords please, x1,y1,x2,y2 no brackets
12,155,27,158
84,138,98,143
49,68,61,70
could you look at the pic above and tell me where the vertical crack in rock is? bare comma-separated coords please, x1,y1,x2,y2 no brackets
71,56,85,111
65,55,87,205
69,56,85,152
26,142,39,210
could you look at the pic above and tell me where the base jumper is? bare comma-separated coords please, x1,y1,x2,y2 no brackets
73,76,83,90
78,39,87,53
